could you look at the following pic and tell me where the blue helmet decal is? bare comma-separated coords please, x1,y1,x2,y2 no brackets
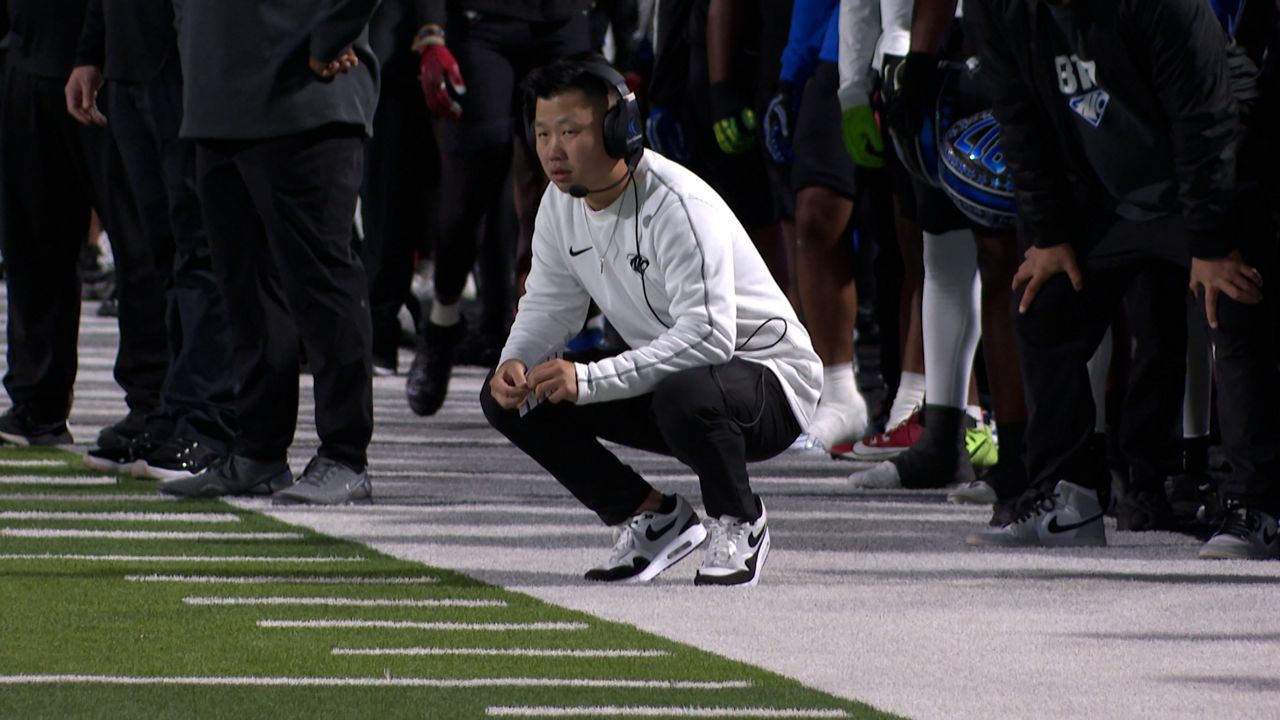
939,110,1017,230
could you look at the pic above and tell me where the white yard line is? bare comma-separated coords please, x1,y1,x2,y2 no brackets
0,553,363,563
0,476,115,486
0,460,68,468
0,675,749,690
0,528,299,540
127,574,435,585
185,596,504,608
0,493,178,503
259,619,588,632
0,511,239,523
486,708,848,718
333,647,669,658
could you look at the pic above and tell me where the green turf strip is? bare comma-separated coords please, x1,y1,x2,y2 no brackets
0,448,901,719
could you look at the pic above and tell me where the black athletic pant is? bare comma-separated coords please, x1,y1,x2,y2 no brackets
361,49,441,368
106,62,237,451
482,358,803,525
433,11,589,303
0,63,167,424
195,125,373,470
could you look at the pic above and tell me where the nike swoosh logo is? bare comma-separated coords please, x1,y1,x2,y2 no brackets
1263,528,1278,546
645,517,679,542
569,246,592,257
748,529,765,549
1046,512,1104,534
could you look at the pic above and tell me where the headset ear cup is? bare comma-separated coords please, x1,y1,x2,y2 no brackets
601,103,624,159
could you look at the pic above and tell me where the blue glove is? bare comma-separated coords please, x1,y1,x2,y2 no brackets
763,82,797,164
645,105,688,164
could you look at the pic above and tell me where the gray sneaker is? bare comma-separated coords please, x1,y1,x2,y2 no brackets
1199,505,1280,560
158,455,293,498
271,457,372,506
966,480,1106,548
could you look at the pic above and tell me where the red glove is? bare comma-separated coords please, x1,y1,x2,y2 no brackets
418,44,465,121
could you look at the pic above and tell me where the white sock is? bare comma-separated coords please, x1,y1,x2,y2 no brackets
430,301,461,328
888,371,926,428
923,230,981,409
966,405,984,425
807,362,868,448
1086,326,1112,433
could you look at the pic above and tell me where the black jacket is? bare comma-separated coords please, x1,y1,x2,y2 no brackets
74,0,177,83
5,0,88,80
418,0,591,28
967,0,1238,258
174,0,381,140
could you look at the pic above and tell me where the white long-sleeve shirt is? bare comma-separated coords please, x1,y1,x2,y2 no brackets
837,0,913,111
499,150,823,428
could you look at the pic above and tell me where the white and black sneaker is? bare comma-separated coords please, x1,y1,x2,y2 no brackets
966,480,1106,548
695,498,770,587
585,494,707,582
1199,504,1280,560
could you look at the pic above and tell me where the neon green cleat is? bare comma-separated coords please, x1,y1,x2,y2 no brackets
965,424,999,468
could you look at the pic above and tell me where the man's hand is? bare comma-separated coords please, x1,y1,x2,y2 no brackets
65,65,107,126
489,359,530,410
418,44,465,120
709,82,756,154
763,81,797,164
1012,243,1083,314
526,359,579,405
309,48,359,79
1191,251,1263,329
841,105,885,169
885,51,940,147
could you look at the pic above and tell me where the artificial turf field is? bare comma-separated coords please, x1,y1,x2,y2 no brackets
0,446,895,719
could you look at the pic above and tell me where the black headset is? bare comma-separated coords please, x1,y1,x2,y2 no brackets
523,56,644,171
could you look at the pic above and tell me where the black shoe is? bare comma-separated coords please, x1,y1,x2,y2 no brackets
405,317,466,417
138,437,222,481
1168,472,1218,529
84,433,156,475
97,411,148,449
889,405,975,490
158,455,293,498
0,406,73,446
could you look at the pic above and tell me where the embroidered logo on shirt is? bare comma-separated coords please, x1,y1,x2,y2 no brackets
1069,89,1111,128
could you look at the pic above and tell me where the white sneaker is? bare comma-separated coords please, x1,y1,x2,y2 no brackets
584,494,707,582
1199,505,1280,560
948,479,998,505
695,499,770,586
966,480,1106,547
788,432,828,456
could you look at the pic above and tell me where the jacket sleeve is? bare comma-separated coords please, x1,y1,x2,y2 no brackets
310,0,383,63
575,198,737,405
498,218,592,370
781,0,839,85
837,0,880,110
1135,0,1238,259
966,0,1077,249
417,0,445,28
75,0,106,69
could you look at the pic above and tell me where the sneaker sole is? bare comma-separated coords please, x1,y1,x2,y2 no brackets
630,523,708,583
83,454,139,475
141,464,206,482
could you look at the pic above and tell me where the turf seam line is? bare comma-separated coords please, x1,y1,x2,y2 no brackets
332,647,671,658
258,620,588,631
0,553,364,563
127,574,435,584
0,675,748,690
0,528,301,540
0,476,115,486
484,708,849,718
0,511,241,523
184,596,505,608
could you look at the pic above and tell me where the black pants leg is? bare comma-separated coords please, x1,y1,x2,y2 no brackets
0,65,166,423
481,358,802,525
1209,223,1280,514
198,127,373,469
361,52,440,367
106,66,237,451
1117,260,1188,487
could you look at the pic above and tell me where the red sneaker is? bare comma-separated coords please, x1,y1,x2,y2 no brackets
833,410,923,460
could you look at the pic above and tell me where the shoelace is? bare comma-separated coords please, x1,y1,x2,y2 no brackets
703,518,749,565
606,515,646,565
1010,492,1057,525
1217,506,1260,539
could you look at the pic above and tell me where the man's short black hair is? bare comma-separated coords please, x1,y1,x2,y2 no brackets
522,53,617,108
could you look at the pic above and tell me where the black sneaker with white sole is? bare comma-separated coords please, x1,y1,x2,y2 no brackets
585,494,707,582
138,437,222,481
158,455,293,498
694,497,770,587
0,406,72,446
84,434,156,476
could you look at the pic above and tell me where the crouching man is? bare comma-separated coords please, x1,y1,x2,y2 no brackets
482,55,822,586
